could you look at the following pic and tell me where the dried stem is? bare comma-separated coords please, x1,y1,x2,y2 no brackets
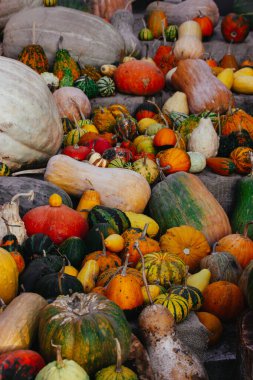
51,341,64,368
115,338,122,373
134,240,153,305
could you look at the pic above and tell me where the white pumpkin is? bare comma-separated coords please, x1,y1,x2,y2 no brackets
0,57,63,171
174,36,204,60
162,92,189,115
187,118,219,158
188,151,206,173
0,0,42,29
178,20,202,40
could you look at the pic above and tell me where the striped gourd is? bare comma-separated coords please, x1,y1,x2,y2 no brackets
154,293,190,323
43,0,57,6
74,75,99,99
97,76,115,97
135,252,187,288
0,162,10,176
59,236,88,269
165,25,178,42
170,285,204,310
62,117,76,134
64,128,85,146
88,205,130,234
169,112,189,128
108,158,126,168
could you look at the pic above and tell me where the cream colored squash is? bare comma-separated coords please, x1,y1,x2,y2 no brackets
0,57,63,171
3,6,124,67
0,0,42,29
188,151,206,173
178,20,202,40
162,92,189,115
174,36,204,60
187,118,219,158
44,154,151,213
0,292,47,353
0,248,18,305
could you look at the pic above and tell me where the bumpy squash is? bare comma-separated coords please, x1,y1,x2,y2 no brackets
44,155,151,213
3,7,124,67
0,57,62,171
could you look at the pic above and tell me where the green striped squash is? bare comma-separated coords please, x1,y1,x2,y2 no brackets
38,293,132,375
64,128,85,146
74,75,99,99
149,171,231,245
138,28,154,41
22,233,55,263
165,25,178,41
169,111,189,128
135,252,187,288
62,117,76,134
170,285,204,310
154,293,190,323
88,206,130,234
108,158,126,168
59,236,89,269
85,223,117,253
97,76,116,97
0,162,10,176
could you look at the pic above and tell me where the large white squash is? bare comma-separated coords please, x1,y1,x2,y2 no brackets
3,6,125,67
0,0,42,30
0,57,63,171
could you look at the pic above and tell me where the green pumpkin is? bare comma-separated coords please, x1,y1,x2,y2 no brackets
170,285,204,310
0,162,10,176
154,293,190,323
165,25,178,41
74,76,99,99
108,158,126,168
97,76,116,97
85,223,117,253
59,237,88,268
38,293,132,375
21,233,55,263
138,28,154,41
88,206,130,235
132,157,159,184
239,260,253,308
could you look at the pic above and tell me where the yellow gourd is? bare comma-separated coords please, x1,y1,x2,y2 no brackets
64,265,78,277
232,75,253,94
186,268,211,292
77,259,100,293
137,118,157,134
141,284,164,304
125,211,159,238
49,193,62,207
0,248,19,304
217,68,234,89
76,189,101,219
104,234,125,253
234,67,253,78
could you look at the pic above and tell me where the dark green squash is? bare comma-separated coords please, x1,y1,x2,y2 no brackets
239,261,253,309
58,237,88,268
88,206,130,235
84,223,117,253
21,233,55,263
1,234,20,252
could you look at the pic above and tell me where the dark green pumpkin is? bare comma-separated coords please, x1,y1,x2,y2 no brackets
38,293,132,375
165,25,178,42
84,223,117,253
1,234,19,252
231,173,253,239
58,236,88,268
239,261,253,308
170,285,204,310
88,206,130,235
21,233,55,263
34,270,83,299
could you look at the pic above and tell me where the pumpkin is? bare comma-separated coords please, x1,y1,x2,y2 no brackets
196,312,223,346
36,343,89,380
193,14,214,38
0,234,25,273
156,148,191,175
154,293,190,323
187,118,219,158
230,146,253,174
200,245,242,284
97,76,116,97
113,60,165,96
206,157,236,176
132,157,159,185
221,13,250,43
3,6,124,68
88,205,130,235
149,171,232,244
0,350,45,380
216,222,253,269
59,237,88,269
136,251,187,288
23,195,88,244
221,109,253,140
44,155,151,213
0,292,47,353
174,36,205,60
22,233,55,263
62,144,91,161
0,56,62,171
134,102,158,121
96,266,143,288
202,281,245,321
188,151,206,173
153,45,177,76
146,9,168,39
170,284,204,310
238,261,253,308
153,128,177,147
171,59,234,114
89,0,132,20
159,225,211,272
0,248,18,304
38,292,132,374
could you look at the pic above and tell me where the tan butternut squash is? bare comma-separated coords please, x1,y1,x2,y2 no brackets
44,155,151,213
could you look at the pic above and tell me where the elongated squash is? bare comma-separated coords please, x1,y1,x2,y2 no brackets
149,171,231,245
44,154,151,213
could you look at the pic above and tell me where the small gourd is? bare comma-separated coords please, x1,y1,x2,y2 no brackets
178,20,202,40
88,152,108,167
77,259,100,293
76,189,101,220
188,151,206,173
187,118,219,158
154,293,190,323
139,18,154,41
132,157,159,184
0,248,18,304
162,92,189,115
100,64,117,77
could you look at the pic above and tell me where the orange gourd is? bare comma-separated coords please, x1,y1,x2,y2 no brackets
76,189,101,219
156,148,191,175
147,9,168,39
159,225,211,272
202,281,245,321
216,222,253,268
230,146,253,174
196,312,223,346
153,128,177,147
221,109,253,139
96,266,144,287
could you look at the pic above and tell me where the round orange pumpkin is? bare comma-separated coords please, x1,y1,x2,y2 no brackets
196,311,223,346
202,281,245,321
156,148,191,175
153,128,177,147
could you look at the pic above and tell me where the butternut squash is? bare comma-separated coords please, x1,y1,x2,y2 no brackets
44,155,151,213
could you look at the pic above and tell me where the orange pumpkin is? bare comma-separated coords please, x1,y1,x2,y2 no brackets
230,146,253,174
221,109,253,139
196,311,223,346
147,9,168,39
202,281,245,321
153,128,177,147
91,286,107,296
105,254,144,310
216,222,253,268
159,225,211,272
96,266,144,287
156,148,191,175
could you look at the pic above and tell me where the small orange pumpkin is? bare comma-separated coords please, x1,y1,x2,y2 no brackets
230,146,253,174
196,311,223,346
96,266,144,287
153,128,177,147
156,148,191,175
221,109,253,140
202,281,245,321
147,9,168,39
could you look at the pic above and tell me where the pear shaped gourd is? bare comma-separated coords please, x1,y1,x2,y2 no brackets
162,91,189,115
187,118,219,158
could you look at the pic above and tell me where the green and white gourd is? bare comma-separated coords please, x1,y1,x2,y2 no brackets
145,123,164,136
165,25,178,42
97,76,116,97
74,76,99,99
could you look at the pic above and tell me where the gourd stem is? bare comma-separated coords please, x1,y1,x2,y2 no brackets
143,155,147,166
243,221,253,238
58,35,63,51
51,341,65,368
122,253,130,276
134,240,153,305
212,242,218,253
11,190,34,204
73,144,79,150
58,265,65,294
115,338,122,373
12,168,46,176
147,100,168,128
156,157,170,180
98,230,107,256
140,223,149,240
32,21,36,45
161,18,166,46
142,18,147,29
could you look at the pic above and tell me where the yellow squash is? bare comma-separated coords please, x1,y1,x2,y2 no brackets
77,259,100,293
125,211,159,238
186,268,211,292
232,75,253,94
0,248,18,304
76,189,101,219
217,68,234,90
234,67,253,78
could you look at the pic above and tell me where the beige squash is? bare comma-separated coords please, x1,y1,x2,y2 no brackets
0,292,47,353
0,57,63,171
162,92,189,115
174,36,205,60
0,0,42,29
187,118,219,158
178,20,202,40
44,154,151,213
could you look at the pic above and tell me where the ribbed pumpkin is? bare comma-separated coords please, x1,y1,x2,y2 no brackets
230,146,253,174
149,171,232,244
221,109,253,140
59,236,88,269
22,233,55,263
216,222,253,268
38,293,132,374
154,293,189,323
159,225,211,272
202,281,245,321
156,148,191,175
23,195,89,244
0,248,18,304
135,251,187,288
196,312,223,346
96,267,143,287
147,9,168,38
170,284,204,310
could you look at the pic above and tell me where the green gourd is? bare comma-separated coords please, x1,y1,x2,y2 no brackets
88,206,130,235
59,237,88,268
170,284,204,310
154,293,190,323
53,36,80,83
97,76,115,97
74,76,99,99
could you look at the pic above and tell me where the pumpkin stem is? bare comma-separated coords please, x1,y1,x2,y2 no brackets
142,17,147,29
115,338,123,373
122,253,130,276
147,100,168,128
243,221,253,238
11,168,46,176
212,242,218,253
134,240,153,305
51,341,65,368
156,157,170,180
11,190,34,204
97,230,107,256
161,18,167,46
140,223,149,240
